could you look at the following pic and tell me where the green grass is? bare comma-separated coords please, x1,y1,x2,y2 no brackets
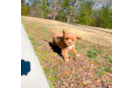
86,47,102,59
44,37,48,40
86,50,97,58
69,52,74,57
30,23,36,26
44,67,49,74
94,47,102,54
29,37,34,40
95,66,112,77
76,46,82,53
105,53,112,63
32,41,41,46
95,69,105,77
43,28,48,32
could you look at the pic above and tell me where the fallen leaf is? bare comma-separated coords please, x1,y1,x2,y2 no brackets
69,62,71,65
93,80,99,86
83,81,87,85
97,79,101,82
106,72,112,76
89,72,94,76
63,70,66,75
54,63,57,66
104,75,112,81
83,66,85,69
84,83,90,87
66,70,72,74
80,67,83,68
58,62,61,65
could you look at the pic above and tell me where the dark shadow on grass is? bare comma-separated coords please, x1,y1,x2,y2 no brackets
44,40,63,58
21,59,31,76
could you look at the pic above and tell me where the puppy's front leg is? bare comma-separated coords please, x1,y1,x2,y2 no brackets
70,47,80,57
62,48,69,62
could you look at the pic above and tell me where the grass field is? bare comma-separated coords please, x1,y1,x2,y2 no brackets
21,16,112,88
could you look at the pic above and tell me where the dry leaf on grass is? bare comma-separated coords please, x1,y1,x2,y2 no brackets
66,70,73,74
84,83,90,87
89,72,94,77
97,79,101,82
80,67,83,68
106,72,112,76
63,70,66,75
104,75,112,81
93,80,99,86
54,63,57,66
58,62,61,65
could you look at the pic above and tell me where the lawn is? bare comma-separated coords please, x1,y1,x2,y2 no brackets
21,16,112,88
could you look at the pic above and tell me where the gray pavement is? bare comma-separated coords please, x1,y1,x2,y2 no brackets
21,23,50,88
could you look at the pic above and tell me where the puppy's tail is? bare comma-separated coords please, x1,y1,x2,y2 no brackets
49,29,56,34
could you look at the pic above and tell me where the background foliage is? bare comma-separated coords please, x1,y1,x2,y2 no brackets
21,0,112,29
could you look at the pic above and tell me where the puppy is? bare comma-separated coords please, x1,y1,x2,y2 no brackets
49,29,81,62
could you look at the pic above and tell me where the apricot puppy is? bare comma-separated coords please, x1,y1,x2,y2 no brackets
49,29,81,62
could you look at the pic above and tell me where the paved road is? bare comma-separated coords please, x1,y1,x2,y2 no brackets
21,23,50,88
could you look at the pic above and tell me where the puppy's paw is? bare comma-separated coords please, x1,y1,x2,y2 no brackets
76,54,80,57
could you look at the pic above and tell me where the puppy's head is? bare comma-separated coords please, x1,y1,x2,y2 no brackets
63,29,81,46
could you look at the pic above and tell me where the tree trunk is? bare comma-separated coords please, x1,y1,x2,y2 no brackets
67,15,71,23
93,1,97,10
67,0,79,23
53,13,55,21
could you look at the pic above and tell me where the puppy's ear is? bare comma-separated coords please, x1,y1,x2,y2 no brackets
76,36,81,39
63,29,66,35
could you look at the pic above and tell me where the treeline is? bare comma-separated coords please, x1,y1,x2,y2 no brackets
21,0,112,29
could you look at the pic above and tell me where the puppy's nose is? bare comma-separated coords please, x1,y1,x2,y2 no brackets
68,41,70,44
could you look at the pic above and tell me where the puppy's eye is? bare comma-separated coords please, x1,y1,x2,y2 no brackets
72,39,74,41
66,38,68,40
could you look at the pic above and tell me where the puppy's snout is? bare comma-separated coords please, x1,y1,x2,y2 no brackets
68,41,71,44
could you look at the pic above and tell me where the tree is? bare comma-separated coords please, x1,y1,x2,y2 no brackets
67,0,79,23
28,0,42,17
41,0,50,18
77,0,93,25
61,0,80,23
97,6,112,29
21,0,29,16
